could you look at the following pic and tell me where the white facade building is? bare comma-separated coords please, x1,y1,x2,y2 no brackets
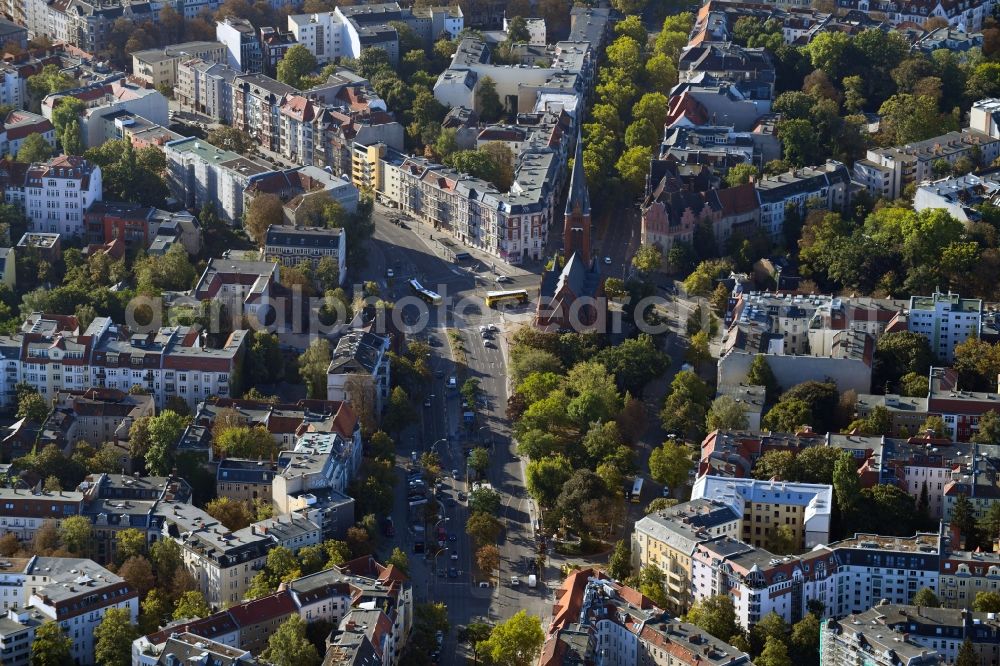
4,156,102,238
907,291,982,363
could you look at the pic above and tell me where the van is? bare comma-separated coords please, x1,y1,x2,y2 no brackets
454,252,471,262
528,574,537,588
447,376,457,390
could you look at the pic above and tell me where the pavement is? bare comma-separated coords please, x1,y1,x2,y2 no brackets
359,201,703,662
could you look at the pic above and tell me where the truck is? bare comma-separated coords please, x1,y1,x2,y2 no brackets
528,574,537,588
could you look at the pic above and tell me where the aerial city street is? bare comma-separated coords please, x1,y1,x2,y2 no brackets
0,0,998,665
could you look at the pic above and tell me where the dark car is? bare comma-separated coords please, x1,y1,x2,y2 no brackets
448,533,457,542
448,567,458,578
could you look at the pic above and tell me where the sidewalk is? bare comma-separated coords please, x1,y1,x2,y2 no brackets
389,203,542,281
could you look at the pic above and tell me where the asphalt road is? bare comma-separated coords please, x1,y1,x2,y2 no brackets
361,202,662,660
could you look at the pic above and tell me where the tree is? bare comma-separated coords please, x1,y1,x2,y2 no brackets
94,607,139,666
206,126,254,154
637,565,668,608
747,355,779,404
150,537,182,583
632,244,663,274
17,391,49,423
778,118,821,166
383,386,416,436
17,133,52,163
478,609,544,666
144,410,188,476
608,540,632,581
973,591,1000,613
476,544,500,581
115,528,147,562
261,615,321,666
790,614,820,663
173,590,211,620
468,486,502,515
525,455,572,508
50,97,84,138
298,338,331,399
276,44,317,88
139,588,172,634
956,638,977,666
756,636,792,666
751,612,788,655
58,515,91,555
476,76,503,122
833,450,861,515
725,164,759,188
468,447,490,477
952,494,978,549
632,93,669,129
62,119,83,156
118,556,155,598
244,193,284,246
911,587,940,607
214,425,277,460
649,441,692,491
30,622,72,666
466,512,502,547
754,450,797,481
645,498,679,514
386,547,409,574
205,496,253,531
685,595,739,642
616,145,652,194
762,399,811,433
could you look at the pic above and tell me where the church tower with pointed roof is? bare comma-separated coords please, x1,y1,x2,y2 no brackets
563,129,592,262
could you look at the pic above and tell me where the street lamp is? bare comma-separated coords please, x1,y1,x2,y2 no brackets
431,438,448,455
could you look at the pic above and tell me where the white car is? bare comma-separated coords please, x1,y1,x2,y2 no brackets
488,324,499,332
495,275,512,283
386,268,394,278
604,256,612,265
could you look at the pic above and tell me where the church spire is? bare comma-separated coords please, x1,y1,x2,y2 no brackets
563,127,592,261
565,126,590,218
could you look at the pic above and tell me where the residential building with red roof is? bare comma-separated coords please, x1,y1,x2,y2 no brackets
540,568,753,666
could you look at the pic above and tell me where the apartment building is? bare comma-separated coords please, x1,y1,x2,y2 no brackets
855,99,1000,201
940,549,1000,610
217,17,263,73
134,554,413,663
39,388,154,450
0,112,56,159
0,313,247,412
540,568,753,666
131,41,227,88
176,59,239,123
914,172,1000,223
25,0,158,54
0,487,83,541
84,202,202,255
631,499,741,613
191,396,360,458
908,291,982,363
719,326,875,394
691,475,833,549
131,632,254,666
272,429,364,514
263,226,346,281
192,258,281,322
42,79,169,149
2,155,102,238
216,459,276,503
165,137,274,223
0,606,48,666
327,330,391,413
246,166,360,223
0,556,138,663
822,604,1000,666
158,500,272,606
754,160,852,239
835,0,997,30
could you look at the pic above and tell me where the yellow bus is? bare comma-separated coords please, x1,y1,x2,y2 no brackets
485,289,529,308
